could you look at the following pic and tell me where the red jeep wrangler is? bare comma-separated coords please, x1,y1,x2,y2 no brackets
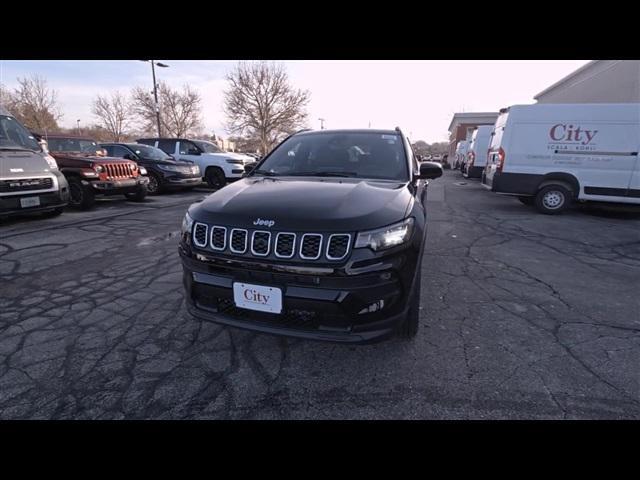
45,134,149,209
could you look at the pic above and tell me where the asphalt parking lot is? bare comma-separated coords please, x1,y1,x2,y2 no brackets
1,172,639,419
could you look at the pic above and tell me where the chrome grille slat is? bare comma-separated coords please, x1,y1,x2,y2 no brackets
275,232,296,258
326,234,351,260
193,222,208,248
300,233,323,260
251,231,271,256
210,226,227,251
230,228,248,254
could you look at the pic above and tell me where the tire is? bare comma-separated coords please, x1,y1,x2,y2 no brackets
67,177,95,210
125,184,148,202
205,167,226,189
398,266,421,339
146,172,164,195
535,184,572,215
518,196,535,206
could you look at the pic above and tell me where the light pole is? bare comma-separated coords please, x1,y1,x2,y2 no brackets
140,60,169,137
318,118,326,130
76,119,80,135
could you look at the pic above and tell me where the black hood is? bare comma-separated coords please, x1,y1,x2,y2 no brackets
190,177,413,231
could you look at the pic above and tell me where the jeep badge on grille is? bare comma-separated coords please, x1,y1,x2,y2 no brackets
253,218,275,228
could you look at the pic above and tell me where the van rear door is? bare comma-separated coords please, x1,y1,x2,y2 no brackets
483,112,508,187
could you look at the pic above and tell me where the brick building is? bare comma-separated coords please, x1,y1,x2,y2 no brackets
447,112,499,160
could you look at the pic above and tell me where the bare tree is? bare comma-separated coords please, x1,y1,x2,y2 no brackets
91,91,132,141
10,75,62,132
0,84,19,113
223,62,310,154
131,82,203,137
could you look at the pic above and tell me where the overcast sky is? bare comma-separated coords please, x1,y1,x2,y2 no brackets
0,60,589,143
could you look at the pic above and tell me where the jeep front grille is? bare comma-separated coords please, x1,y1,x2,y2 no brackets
190,224,352,262
105,163,134,179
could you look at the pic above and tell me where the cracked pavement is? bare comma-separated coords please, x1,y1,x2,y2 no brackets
1,174,639,419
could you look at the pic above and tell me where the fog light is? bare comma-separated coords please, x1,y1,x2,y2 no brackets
358,299,385,314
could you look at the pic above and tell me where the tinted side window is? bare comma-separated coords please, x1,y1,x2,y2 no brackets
102,145,114,156
118,146,134,158
157,140,177,155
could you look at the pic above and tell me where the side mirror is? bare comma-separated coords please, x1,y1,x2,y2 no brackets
243,162,257,176
419,161,443,180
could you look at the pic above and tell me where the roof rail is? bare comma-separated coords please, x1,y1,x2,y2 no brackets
296,128,313,134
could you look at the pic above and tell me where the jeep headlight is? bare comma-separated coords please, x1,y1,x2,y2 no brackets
354,218,414,251
94,164,104,173
181,211,194,237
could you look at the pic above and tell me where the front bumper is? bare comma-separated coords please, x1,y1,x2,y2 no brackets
162,175,202,188
87,176,149,193
180,246,415,344
0,190,68,216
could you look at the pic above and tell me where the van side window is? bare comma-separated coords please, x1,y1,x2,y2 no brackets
157,140,176,155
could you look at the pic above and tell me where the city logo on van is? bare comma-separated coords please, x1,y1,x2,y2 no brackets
549,124,598,145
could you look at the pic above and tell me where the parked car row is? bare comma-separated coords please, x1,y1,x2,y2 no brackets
453,102,640,214
0,104,262,220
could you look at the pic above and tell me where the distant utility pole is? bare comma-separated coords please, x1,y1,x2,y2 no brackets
318,118,326,129
76,119,81,135
140,60,170,137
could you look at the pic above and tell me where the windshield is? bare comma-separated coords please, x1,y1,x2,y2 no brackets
193,140,224,153
131,144,172,161
254,132,409,181
0,115,41,151
47,137,101,153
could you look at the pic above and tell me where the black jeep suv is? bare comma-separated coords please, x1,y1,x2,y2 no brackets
100,143,201,194
179,128,442,343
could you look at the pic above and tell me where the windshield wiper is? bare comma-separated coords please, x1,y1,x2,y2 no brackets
252,169,280,176
287,171,359,177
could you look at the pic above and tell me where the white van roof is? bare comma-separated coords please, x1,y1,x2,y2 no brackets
502,103,640,122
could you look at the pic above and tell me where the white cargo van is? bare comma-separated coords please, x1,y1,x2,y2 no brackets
483,103,640,214
463,125,493,179
454,140,469,170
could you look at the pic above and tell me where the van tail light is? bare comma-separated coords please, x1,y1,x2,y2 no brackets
497,147,506,172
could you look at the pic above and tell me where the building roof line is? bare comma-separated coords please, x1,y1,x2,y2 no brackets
533,60,600,100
